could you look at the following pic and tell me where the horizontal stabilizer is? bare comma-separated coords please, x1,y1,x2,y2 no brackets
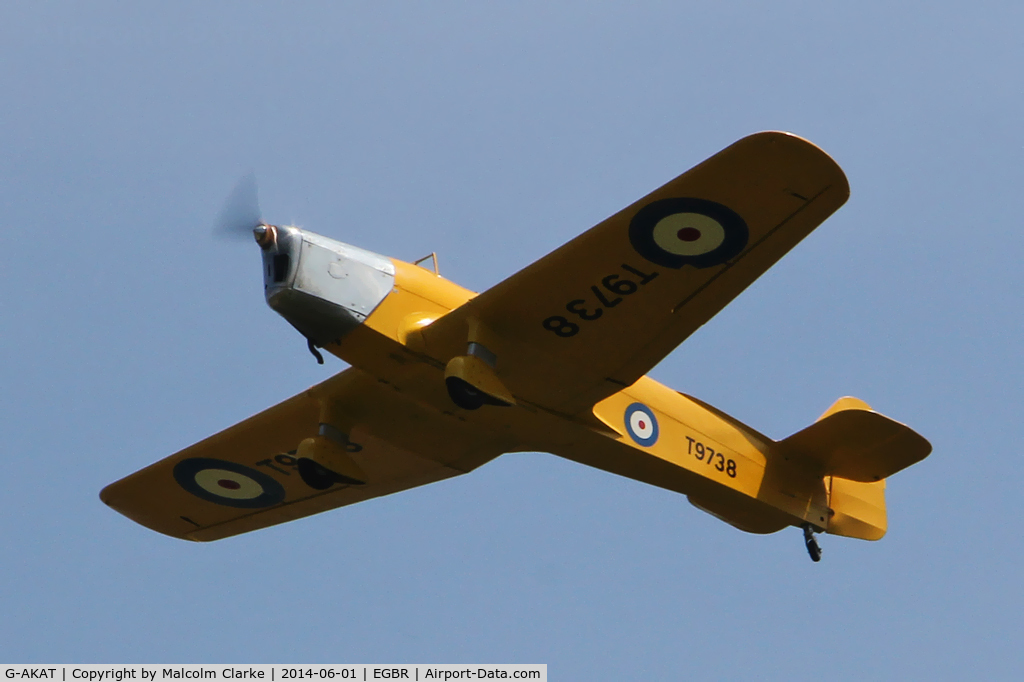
777,404,931,482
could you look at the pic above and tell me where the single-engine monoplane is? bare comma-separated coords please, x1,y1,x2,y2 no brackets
102,132,931,561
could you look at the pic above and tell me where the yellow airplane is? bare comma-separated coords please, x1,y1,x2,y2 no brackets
101,131,931,561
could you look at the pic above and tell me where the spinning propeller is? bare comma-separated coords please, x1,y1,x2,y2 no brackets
214,173,276,247
215,173,320,361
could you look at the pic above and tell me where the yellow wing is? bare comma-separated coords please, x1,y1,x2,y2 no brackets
101,368,506,541
421,132,849,415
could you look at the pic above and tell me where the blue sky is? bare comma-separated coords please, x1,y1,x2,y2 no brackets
2,2,1022,678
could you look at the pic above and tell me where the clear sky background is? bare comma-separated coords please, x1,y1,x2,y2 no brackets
2,2,1022,678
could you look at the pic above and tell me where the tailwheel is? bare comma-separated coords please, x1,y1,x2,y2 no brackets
802,524,822,562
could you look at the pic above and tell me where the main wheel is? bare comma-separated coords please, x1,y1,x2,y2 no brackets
446,377,485,410
297,457,338,490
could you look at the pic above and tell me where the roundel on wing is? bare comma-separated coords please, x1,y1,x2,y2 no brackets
628,197,748,269
173,457,286,508
624,403,659,447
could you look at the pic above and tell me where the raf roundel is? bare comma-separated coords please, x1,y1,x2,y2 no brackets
628,197,748,269
173,457,286,509
624,403,659,447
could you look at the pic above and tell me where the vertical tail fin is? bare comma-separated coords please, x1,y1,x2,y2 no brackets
817,396,872,419
816,397,889,541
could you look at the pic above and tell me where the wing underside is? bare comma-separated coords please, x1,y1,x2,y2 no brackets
101,368,506,541
421,132,850,415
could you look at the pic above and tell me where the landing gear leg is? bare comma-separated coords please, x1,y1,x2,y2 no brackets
802,524,822,562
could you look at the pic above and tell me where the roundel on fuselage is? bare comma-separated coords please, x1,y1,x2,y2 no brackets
624,403,659,447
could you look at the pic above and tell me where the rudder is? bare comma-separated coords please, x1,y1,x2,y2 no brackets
827,475,887,540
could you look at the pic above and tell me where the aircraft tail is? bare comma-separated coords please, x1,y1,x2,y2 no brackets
776,396,931,541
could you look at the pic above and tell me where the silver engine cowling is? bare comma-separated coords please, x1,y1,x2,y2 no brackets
257,225,395,346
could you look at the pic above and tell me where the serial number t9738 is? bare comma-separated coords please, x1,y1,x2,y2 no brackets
685,436,737,478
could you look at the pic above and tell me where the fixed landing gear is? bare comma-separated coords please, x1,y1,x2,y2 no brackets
297,457,338,490
297,457,365,490
445,376,485,410
802,524,822,562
